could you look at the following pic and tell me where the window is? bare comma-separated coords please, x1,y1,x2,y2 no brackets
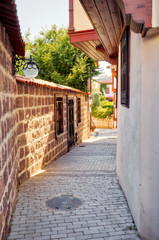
77,98,81,124
121,26,130,107
106,87,109,94
56,97,63,135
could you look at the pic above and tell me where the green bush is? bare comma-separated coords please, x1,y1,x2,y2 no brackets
100,101,113,109
100,95,107,102
91,94,114,119
92,106,113,119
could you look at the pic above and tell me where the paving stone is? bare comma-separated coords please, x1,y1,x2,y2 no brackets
8,129,140,240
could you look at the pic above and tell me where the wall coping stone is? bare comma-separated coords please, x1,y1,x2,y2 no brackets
16,75,88,95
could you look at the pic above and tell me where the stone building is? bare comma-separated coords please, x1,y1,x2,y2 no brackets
69,0,159,239
0,1,90,239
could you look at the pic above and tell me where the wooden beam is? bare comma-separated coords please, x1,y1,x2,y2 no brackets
69,29,99,43
80,0,112,56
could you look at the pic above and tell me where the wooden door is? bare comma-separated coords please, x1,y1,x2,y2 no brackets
68,99,74,148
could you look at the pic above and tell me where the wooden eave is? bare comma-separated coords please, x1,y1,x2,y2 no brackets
79,0,152,62
68,29,105,61
79,0,123,60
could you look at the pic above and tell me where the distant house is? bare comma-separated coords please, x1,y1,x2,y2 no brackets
98,75,113,100
68,0,159,239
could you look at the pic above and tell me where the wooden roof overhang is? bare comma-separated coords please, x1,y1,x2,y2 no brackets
79,0,152,64
68,0,109,62
0,0,25,56
68,29,105,61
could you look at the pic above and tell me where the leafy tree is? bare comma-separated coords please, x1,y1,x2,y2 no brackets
23,25,99,92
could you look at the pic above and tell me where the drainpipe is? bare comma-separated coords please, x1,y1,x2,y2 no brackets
107,65,117,128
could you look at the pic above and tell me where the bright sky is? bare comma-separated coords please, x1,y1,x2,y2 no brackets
15,0,110,75
16,0,69,39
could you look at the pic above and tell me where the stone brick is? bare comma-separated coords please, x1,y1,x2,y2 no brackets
25,146,29,157
45,107,49,114
0,212,3,233
8,161,12,175
23,122,28,132
2,145,7,166
20,148,24,159
2,193,7,218
19,110,24,121
18,134,27,147
3,167,8,185
0,177,4,200
10,97,14,112
0,70,4,91
17,123,23,135
24,97,28,107
42,98,45,105
32,108,36,117
38,97,42,105
30,86,34,95
25,109,31,119
1,121,5,140
2,98,6,115
17,84,23,95
0,99,2,117
29,97,34,107
24,85,28,94
20,159,25,172
36,86,39,95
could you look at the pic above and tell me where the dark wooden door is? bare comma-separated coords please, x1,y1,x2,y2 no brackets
68,99,74,148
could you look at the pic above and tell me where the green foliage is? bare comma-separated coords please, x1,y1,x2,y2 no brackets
100,101,113,109
92,93,100,108
91,94,113,119
92,106,113,119
22,26,100,92
100,95,107,101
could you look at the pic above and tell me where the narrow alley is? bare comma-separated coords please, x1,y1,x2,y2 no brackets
8,129,140,240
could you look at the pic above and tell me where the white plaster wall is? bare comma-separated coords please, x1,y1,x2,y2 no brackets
74,0,93,31
152,0,159,27
116,31,142,229
140,32,159,240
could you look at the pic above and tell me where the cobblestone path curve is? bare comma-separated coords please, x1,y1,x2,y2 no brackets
8,129,140,240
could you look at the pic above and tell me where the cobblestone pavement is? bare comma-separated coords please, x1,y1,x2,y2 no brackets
8,129,141,240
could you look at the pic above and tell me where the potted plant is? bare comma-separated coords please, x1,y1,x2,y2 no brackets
91,125,96,132
91,120,96,132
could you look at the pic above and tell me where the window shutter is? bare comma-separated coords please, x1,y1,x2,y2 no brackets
121,26,130,107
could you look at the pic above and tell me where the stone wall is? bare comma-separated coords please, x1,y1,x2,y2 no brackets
0,21,19,240
16,78,90,184
92,116,114,129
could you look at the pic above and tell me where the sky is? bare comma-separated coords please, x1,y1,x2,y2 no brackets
15,0,110,76
16,0,69,39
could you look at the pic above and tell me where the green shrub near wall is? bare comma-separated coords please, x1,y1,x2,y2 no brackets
91,93,113,119
100,101,113,109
